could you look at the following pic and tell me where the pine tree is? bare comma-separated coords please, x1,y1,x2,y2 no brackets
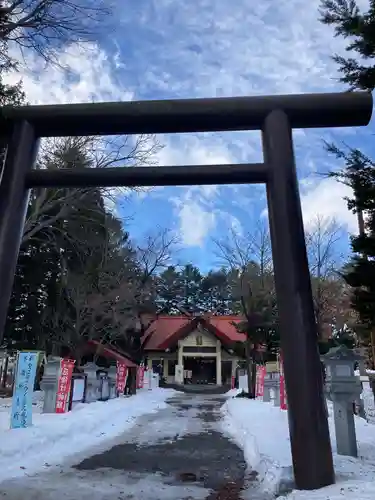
320,0,375,90
320,0,375,364
156,266,184,313
200,269,232,314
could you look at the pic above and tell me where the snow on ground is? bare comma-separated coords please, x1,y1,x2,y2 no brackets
0,388,175,483
0,393,229,500
221,393,375,499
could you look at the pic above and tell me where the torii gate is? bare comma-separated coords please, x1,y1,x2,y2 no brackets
0,91,372,490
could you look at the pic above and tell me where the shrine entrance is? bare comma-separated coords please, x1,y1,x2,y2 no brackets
184,356,217,385
0,91,372,490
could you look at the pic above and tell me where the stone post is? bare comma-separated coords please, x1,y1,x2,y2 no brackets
263,373,272,402
108,366,117,398
321,346,363,457
98,371,110,401
40,356,61,413
264,374,280,403
177,342,183,367
273,384,280,407
332,399,358,457
216,342,222,385
82,362,100,403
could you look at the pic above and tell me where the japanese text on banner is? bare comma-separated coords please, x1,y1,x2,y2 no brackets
137,365,145,389
10,352,38,429
116,362,128,393
55,359,75,414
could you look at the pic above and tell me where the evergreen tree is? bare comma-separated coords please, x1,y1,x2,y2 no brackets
4,137,139,357
320,0,375,91
179,264,203,313
200,269,232,314
156,266,184,313
320,0,375,363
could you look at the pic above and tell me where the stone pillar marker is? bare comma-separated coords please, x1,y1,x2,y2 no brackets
263,372,280,403
108,366,117,398
40,356,61,413
216,340,222,385
273,379,281,407
263,372,272,402
82,362,100,403
321,346,363,457
177,341,183,367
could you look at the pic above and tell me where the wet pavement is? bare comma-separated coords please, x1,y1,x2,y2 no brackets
0,393,271,499
76,394,247,495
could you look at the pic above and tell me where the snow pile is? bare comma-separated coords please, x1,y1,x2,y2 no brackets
0,388,175,483
223,388,242,399
221,397,375,499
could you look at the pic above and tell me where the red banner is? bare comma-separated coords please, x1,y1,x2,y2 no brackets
55,359,75,414
256,365,266,397
136,365,145,389
279,353,288,410
116,362,128,394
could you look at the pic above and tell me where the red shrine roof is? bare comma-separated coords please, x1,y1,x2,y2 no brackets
142,315,246,351
86,340,137,367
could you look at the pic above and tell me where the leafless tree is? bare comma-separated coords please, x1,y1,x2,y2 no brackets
135,228,178,280
40,227,178,359
305,215,347,338
213,221,275,397
23,134,163,246
0,0,113,66
213,220,272,273
305,215,344,279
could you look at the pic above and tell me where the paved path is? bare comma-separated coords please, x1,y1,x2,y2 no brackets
0,393,269,499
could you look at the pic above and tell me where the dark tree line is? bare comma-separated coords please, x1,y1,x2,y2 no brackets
3,135,174,362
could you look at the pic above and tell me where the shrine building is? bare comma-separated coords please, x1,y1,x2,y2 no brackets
142,315,246,386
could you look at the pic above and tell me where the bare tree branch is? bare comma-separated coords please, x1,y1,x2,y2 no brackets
135,228,179,282
305,214,344,279
0,0,114,66
305,214,349,338
23,135,163,246
40,227,179,358
213,220,272,273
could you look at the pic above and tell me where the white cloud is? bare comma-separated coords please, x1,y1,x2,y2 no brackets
160,135,235,246
120,0,350,99
301,177,357,233
261,176,357,233
4,0,370,252
5,43,132,104
175,200,216,247
4,43,135,216
118,0,369,250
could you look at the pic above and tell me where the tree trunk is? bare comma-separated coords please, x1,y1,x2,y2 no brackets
126,367,137,395
245,338,256,398
250,358,257,398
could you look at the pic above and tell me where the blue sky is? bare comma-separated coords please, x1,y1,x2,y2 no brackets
5,0,375,271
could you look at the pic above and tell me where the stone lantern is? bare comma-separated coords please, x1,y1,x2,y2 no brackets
321,345,363,457
82,362,101,403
